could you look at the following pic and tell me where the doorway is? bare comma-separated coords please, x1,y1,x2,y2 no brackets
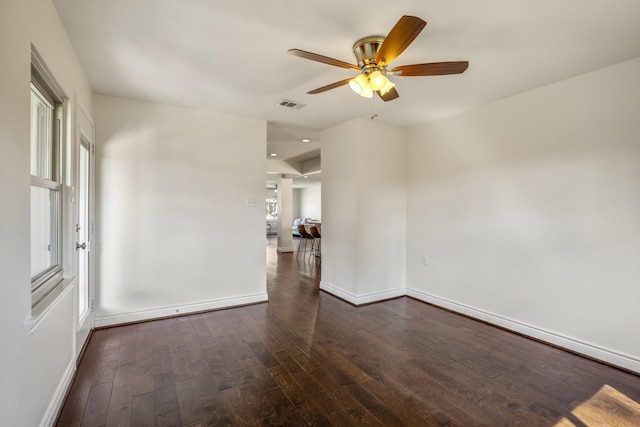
76,104,95,355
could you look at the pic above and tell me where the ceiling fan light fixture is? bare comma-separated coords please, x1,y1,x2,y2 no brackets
349,73,368,95
348,80,362,94
379,78,395,96
368,70,387,91
361,85,374,98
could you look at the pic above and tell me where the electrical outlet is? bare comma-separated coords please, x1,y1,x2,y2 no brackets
246,198,257,207
422,255,428,266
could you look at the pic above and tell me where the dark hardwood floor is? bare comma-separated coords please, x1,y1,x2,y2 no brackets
57,235,640,426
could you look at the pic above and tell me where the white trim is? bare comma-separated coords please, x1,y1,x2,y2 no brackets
39,358,75,427
319,281,405,306
26,280,73,334
77,305,90,333
94,293,269,327
407,288,640,375
31,45,67,101
277,246,294,253
74,94,96,354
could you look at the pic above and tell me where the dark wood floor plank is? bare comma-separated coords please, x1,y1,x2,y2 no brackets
150,319,170,348
163,323,185,354
55,396,85,427
180,322,205,365
80,382,112,427
574,358,640,388
203,398,235,426
344,382,387,415
57,236,640,426
490,373,581,425
207,334,246,374
92,348,119,385
156,410,181,427
151,345,173,376
116,342,136,367
267,364,307,409
220,386,253,425
248,340,281,369
175,378,206,425
311,341,374,386
105,362,134,427
153,372,179,416
263,386,307,425
102,327,124,352
169,349,193,382
242,355,279,389
287,370,350,425
131,392,155,427
132,351,154,397
359,375,434,425
201,311,226,339
56,359,99,427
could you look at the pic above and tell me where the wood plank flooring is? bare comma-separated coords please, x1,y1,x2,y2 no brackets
57,236,640,426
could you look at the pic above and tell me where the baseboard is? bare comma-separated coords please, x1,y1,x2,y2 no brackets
40,358,75,427
407,288,640,375
319,281,405,306
277,246,294,253
94,293,269,328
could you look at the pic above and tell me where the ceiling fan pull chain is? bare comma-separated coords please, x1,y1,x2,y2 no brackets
370,92,378,120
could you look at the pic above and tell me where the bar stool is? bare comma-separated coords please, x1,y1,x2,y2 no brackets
309,225,321,259
296,224,314,260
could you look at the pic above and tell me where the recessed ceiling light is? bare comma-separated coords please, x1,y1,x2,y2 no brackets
301,138,311,143
303,175,308,178
269,153,277,157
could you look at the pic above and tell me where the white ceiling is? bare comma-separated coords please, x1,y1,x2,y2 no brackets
53,0,640,184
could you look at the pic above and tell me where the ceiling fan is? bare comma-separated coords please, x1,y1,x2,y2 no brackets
288,15,468,102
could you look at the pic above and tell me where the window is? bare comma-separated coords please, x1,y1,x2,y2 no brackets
30,49,66,308
266,198,278,220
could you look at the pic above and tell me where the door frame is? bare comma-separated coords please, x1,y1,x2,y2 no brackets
75,98,95,355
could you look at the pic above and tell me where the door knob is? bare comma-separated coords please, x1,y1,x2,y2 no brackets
76,242,87,250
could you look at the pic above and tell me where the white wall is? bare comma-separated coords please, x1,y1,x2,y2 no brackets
407,57,640,373
321,120,360,296
293,189,300,221
298,184,322,220
276,176,294,251
321,118,407,304
94,95,267,325
0,0,93,425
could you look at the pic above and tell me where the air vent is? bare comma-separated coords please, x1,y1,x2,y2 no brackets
277,99,306,110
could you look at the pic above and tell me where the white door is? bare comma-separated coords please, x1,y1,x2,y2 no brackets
76,103,95,354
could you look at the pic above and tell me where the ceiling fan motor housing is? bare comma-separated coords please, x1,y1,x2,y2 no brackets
353,36,385,73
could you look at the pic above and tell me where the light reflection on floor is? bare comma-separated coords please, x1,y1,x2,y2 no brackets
554,384,640,426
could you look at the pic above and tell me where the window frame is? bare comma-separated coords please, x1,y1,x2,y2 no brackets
30,47,67,309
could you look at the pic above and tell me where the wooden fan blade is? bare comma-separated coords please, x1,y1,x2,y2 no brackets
307,78,353,94
288,49,359,70
375,16,427,66
391,61,469,76
377,87,399,102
